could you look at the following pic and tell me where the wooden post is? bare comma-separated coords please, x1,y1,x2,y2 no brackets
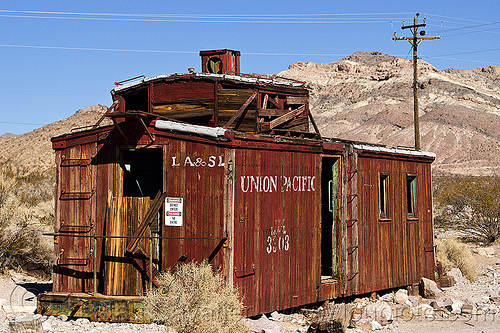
93,236,97,295
223,149,236,286
149,236,153,291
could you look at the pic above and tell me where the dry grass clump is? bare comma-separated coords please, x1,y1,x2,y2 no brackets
435,238,477,281
141,261,248,333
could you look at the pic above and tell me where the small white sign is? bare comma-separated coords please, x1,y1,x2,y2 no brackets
165,197,183,227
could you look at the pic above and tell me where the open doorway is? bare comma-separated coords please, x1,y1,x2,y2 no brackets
122,148,163,198
321,157,340,278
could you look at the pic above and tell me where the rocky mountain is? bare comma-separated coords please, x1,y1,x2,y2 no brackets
1,53,499,176
277,52,500,175
0,105,108,175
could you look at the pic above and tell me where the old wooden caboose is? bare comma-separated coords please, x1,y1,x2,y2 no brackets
38,49,436,321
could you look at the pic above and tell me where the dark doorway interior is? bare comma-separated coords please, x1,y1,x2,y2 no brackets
122,148,163,198
321,157,339,278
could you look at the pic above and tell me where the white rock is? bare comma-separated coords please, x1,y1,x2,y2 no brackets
269,311,283,321
57,314,68,321
361,301,392,325
371,320,383,330
421,277,443,298
448,268,469,284
412,304,435,318
394,290,409,304
246,315,282,333
42,320,52,331
75,317,90,325
451,299,464,314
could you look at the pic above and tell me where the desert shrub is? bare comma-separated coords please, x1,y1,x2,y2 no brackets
434,175,500,243
435,238,477,281
0,167,54,274
141,261,248,333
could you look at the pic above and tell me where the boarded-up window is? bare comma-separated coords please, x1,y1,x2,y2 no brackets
406,175,417,217
379,174,389,219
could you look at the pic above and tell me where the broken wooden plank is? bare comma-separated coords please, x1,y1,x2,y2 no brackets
286,96,308,105
269,105,306,129
126,191,168,253
152,103,214,118
258,108,295,117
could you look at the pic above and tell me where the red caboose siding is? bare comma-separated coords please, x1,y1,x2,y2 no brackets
355,149,434,295
160,136,227,270
233,147,321,315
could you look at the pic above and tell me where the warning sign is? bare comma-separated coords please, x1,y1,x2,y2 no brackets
165,197,183,226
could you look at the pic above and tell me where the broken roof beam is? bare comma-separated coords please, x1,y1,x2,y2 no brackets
223,90,257,129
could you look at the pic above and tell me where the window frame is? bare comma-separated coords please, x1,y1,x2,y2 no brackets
379,173,389,220
406,174,417,218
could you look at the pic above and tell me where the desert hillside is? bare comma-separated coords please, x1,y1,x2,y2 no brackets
0,104,108,174
277,52,500,175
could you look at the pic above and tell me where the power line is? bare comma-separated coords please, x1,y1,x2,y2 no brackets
426,14,495,24
0,44,199,54
0,9,414,18
426,48,500,58
0,121,47,126
421,56,498,65
444,26,500,37
0,43,496,65
0,44,350,56
0,9,413,24
0,13,401,24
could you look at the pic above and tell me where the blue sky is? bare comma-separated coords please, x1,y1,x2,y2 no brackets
0,0,498,135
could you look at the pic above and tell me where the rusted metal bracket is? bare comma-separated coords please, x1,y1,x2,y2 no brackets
111,118,130,142
223,90,257,129
92,101,119,129
60,158,92,167
57,248,94,266
114,75,145,86
347,193,358,204
207,237,228,263
59,189,95,200
346,219,358,227
307,109,322,139
137,117,155,145
347,245,359,255
234,264,257,278
58,222,94,233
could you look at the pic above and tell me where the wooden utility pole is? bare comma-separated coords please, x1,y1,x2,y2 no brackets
393,13,441,150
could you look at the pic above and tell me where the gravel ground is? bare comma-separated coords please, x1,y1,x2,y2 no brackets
1,241,499,333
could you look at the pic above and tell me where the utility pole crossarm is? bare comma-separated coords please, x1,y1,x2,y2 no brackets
401,23,426,30
392,36,441,41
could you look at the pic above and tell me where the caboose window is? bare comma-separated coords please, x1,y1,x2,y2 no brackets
379,174,389,219
406,175,417,217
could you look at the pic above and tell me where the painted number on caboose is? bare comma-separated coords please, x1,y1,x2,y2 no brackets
266,223,290,254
